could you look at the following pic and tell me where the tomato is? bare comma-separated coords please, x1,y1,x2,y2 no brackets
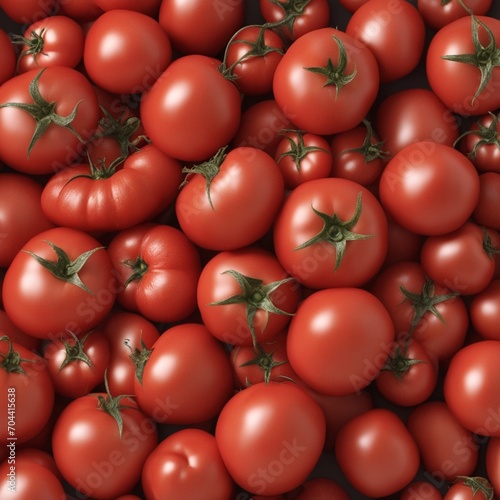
375,337,438,407
2,227,116,339
41,144,182,233
259,0,330,41
274,129,332,189
273,177,388,289
140,55,241,163
379,142,480,236
57,0,103,21
292,477,350,500
0,458,66,499
0,337,54,446
443,477,494,500
329,120,387,187
215,381,325,496
407,401,480,482
346,0,426,83
444,340,500,436
197,247,300,347
134,323,234,425
0,309,41,352
335,408,420,497
14,448,62,481
420,221,497,295
273,27,379,135
472,172,500,229
0,173,54,267
176,147,284,251
84,9,172,95
52,389,158,499
43,329,111,399
371,260,469,362
286,287,394,396
486,437,500,499
400,481,444,500
0,29,15,85
142,428,235,500
94,0,162,16
223,25,285,96
158,0,245,56
338,0,370,13
232,99,295,158
375,88,460,159
470,279,500,340
102,310,160,397
426,14,500,116
108,222,201,323
418,0,493,31
0,0,58,24
14,15,85,73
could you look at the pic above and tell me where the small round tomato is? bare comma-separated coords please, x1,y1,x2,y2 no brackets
0,29,15,85
470,279,500,340
443,477,494,500
379,142,480,236
335,408,420,498
472,172,500,229
293,477,350,500
400,481,444,500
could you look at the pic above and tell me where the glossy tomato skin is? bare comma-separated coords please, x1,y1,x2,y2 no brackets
84,9,172,95
102,310,160,397
273,27,379,135
426,15,500,116
375,88,459,158
215,381,325,496
0,0,58,24
400,481,444,500
472,172,500,229
470,279,500,340
141,55,241,163
135,323,234,425
273,177,388,289
379,142,480,236
57,0,103,21
286,287,395,396
197,247,300,346
0,309,41,352
0,67,100,175
0,173,54,267
443,477,494,500
0,29,15,85
407,401,479,482
486,437,500,498
52,393,158,499
159,0,245,56
346,0,426,82
444,340,500,436
108,222,201,324
41,144,183,233
176,147,284,251
94,0,162,16
2,227,116,339
142,428,235,500
335,408,420,497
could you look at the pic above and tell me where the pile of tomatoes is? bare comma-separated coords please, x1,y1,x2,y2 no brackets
1,0,500,498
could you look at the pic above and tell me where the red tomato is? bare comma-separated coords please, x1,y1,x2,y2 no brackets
292,477,350,500
420,221,497,295
0,173,54,267
400,481,444,500
52,391,158,499
444,340,500,436
94,0,162,16
0,0,59,24
443,477,494,500
346,0,426,82
158,0,245,56
197,247,300,347
383,215,426,267
0,309,41,352
273,27,379,135
0,29,15,85
102,310,160,396
142,428,235,500
57,0,103,21
43,329,111,399
141,55,241,162
14,447,62,481
215,381,325,496
472,172,500,229
83,9,172,95
273,177,388,289
335,408,420,497
375,88,460,158
426,14,500,116
275,129,332,189
379,142,480,236
134,323,234,425
470,279,500,340
0,66,100,175
286,287,394,396
407,401,480,482
108,222,201,323
2,227,116,339
15,15,85,72
338,0,370,13
486,437,500,499
176,147,284,251
40,144,182,233
0,338,54,446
